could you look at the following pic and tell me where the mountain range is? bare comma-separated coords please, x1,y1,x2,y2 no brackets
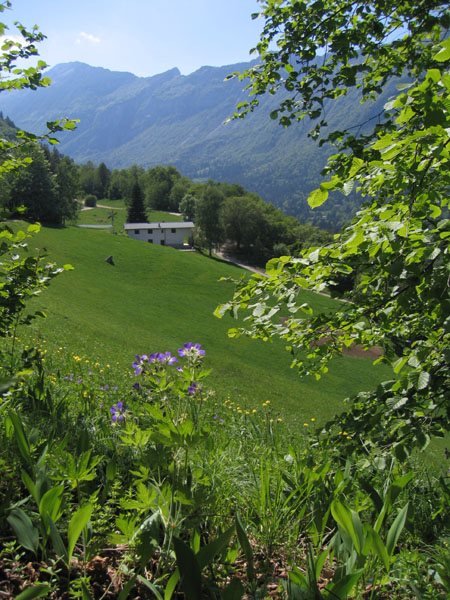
0,60,401,230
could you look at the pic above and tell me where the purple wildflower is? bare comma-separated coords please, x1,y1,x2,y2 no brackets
110,402,125,423
157,351,178,365
187,382,198,395
177,342,205,360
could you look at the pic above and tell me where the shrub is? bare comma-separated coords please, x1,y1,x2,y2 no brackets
84,194,97,208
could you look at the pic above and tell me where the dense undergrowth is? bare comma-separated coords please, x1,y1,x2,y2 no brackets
1,224,449,600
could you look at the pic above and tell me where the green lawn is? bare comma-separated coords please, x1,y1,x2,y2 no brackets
18,223,394,433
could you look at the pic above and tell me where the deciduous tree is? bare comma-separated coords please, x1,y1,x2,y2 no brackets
218,0,450,458
195,185,226,256
0,1,77,175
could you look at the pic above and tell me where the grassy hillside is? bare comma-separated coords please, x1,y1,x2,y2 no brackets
21,223,392,429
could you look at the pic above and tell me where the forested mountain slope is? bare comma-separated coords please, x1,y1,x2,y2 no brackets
0,61,402,230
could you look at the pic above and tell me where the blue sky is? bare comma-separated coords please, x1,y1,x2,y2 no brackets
2,0,263,77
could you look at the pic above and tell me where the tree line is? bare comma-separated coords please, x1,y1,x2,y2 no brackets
0,134,332,264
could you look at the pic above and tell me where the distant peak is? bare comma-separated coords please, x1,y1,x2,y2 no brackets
145,67,181,81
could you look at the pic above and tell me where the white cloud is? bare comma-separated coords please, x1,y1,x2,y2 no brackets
76,32,101,45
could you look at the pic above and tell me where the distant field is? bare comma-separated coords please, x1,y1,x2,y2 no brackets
16,222,395,434
75,201,183,233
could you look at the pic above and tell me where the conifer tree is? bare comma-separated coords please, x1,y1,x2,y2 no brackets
127,181,147,223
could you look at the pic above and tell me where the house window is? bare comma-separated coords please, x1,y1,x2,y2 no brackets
160,240,165,245
171,228,176,233
148,239,153,243
134,229,139,234
148,229,153,233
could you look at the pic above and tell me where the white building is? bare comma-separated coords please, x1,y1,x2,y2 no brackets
124,222,195,248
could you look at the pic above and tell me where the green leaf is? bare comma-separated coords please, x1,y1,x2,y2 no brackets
331,499,363,554
235,513,255,582
48,517,69,564
137,575,164,600
8,410,31,464
39,485,64,523
7,508,39,554
15,585,52,600
368,527,390,572
222,578,245,599
173,537,202,600
343,179,355,196
325,569,364,598
434,40,450,62
386,503,409,556
68,503,93,562
164,569,180,600
118,575,138,600
307,187,328,208
408,370,430,391
197,524,235,569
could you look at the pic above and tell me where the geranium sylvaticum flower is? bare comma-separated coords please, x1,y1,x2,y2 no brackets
156,351,178,365
110,401,125,423
177,343,205,368
187,382,198,394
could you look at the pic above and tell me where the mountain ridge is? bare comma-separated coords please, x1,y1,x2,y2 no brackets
0,60,400,229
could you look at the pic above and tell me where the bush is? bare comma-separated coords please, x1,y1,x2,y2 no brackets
84,194,97,208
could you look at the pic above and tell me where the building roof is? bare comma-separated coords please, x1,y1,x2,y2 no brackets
124,222,194,230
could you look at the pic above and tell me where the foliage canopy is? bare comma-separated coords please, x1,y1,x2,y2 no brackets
218,0,450,458
0,0,77,176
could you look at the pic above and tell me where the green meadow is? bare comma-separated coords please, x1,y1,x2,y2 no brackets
21,222,391,428
75,201,183,232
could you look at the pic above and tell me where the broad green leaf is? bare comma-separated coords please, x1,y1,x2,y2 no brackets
8,410,31,464
331,499,362,554
39,485,64,523
48,517,69,564
408,370,430,391
307,187,328,208
288,564,309,587
343,179,355,196
68,503,93,561
434,40,450,62
21,469,38,504
368,527,390,572
7,509,39,554
392,356,408,374
173,537,202,600
386,503,409,556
